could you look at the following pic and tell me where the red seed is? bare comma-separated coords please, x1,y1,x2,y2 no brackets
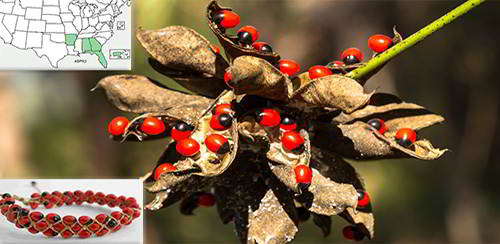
61,230,73,238
341,48,364,64
357,191,371,209
171,125,192,141
294,165,312,184
367,118,387,134
176,138,200,157
213,10,240,29
212,103,233,115
237,25,260,44
205,134,230,154
154,163,177,181
108,116,128,136
257,108,281,127
78,230,92,238
210,44,220,54
331,61,345,67
252,41,273,53
395,128,417,147
279,59,300,76
282,131,305,152
308,65,332,79
140,117,165,135
368,34,393,53
343,225,364,241
198,193,216,207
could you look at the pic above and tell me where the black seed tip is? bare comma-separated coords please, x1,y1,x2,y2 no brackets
41,192,49,197
217,142,231,154
298,182,311,193
292,144,305,154
218,114,233,128
396,138,413,148
281,116,295,125
52,215,61,223
260,44,273,53
175,122,193,132
237,31,253,45
296,207,310,222
212,12,225,26
343,55,359,65
2,193,11,198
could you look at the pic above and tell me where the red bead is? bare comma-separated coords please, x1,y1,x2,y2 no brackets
120,216,130,225
30,211,43,222
18,216,31,226
71,224,82,232
111,211,122,220
198,193,216,207
108,116,128,136
367,118,387,134
210,114,233,131
78,230,92,238
95,214,108,224
341,48,364,64
252,41,273,53
357,191,371,209
53,223,65,232
257,108,281,127
368,34,393,53
171,122,193,141
43,229,58,237
395,128,417,147
212,103,233,115
29,202,39,209
28,226,39,234
63,215,76,225
140,117,165,135
213,10,240,29
342,225,364,241
46,213,61,224
308,65,332,79
224,71,232,86
61,230,73,238
205,134,230,154
96,228,109,236
282,131,305,152
133,209,141,219
7,212,17,223
79,216,91,225
89,222,101,232
154,163,177,181
176,138,200,157
294,165,313,184
237,25,260,44
36,220,48,231
31,193,40,199
279,59,300,76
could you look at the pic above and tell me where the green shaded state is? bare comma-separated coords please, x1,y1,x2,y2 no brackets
65,34,77,46
81,37,108,68
112,51,123,57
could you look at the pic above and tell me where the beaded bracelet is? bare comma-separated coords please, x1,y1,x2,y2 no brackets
0,190,141,239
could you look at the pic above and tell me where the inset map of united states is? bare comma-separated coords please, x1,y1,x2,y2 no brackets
0,0,130,69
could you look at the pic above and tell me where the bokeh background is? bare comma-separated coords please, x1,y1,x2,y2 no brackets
1,0,499,243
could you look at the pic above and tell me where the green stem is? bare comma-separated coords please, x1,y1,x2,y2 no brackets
346,0,487,80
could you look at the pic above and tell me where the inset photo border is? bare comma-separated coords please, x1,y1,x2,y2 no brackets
0,179,143,244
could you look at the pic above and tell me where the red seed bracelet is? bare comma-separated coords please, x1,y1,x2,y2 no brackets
0,191,141,239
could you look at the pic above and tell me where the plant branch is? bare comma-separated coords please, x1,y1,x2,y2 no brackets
346,0,487,80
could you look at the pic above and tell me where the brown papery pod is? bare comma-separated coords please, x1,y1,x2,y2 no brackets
94,74,212,115
247,189,299,244
312,213,332,237
207,1,280,65
137,26,228,97
311,150,374,238
290,73,373,112
313,121,447,160
269,163,358,215
229,56,293,101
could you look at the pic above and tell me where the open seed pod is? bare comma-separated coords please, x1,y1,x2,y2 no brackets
137,26,228,98
312,98,447,160
207,1,280,65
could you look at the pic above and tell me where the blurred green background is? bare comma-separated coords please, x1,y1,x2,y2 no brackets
1,0,499,243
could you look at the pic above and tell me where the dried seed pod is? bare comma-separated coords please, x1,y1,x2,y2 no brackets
229,55,293,101
290,73,373,112
136,26,228,97
207,1,280,65
94,75,212,115
312,213,332,237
